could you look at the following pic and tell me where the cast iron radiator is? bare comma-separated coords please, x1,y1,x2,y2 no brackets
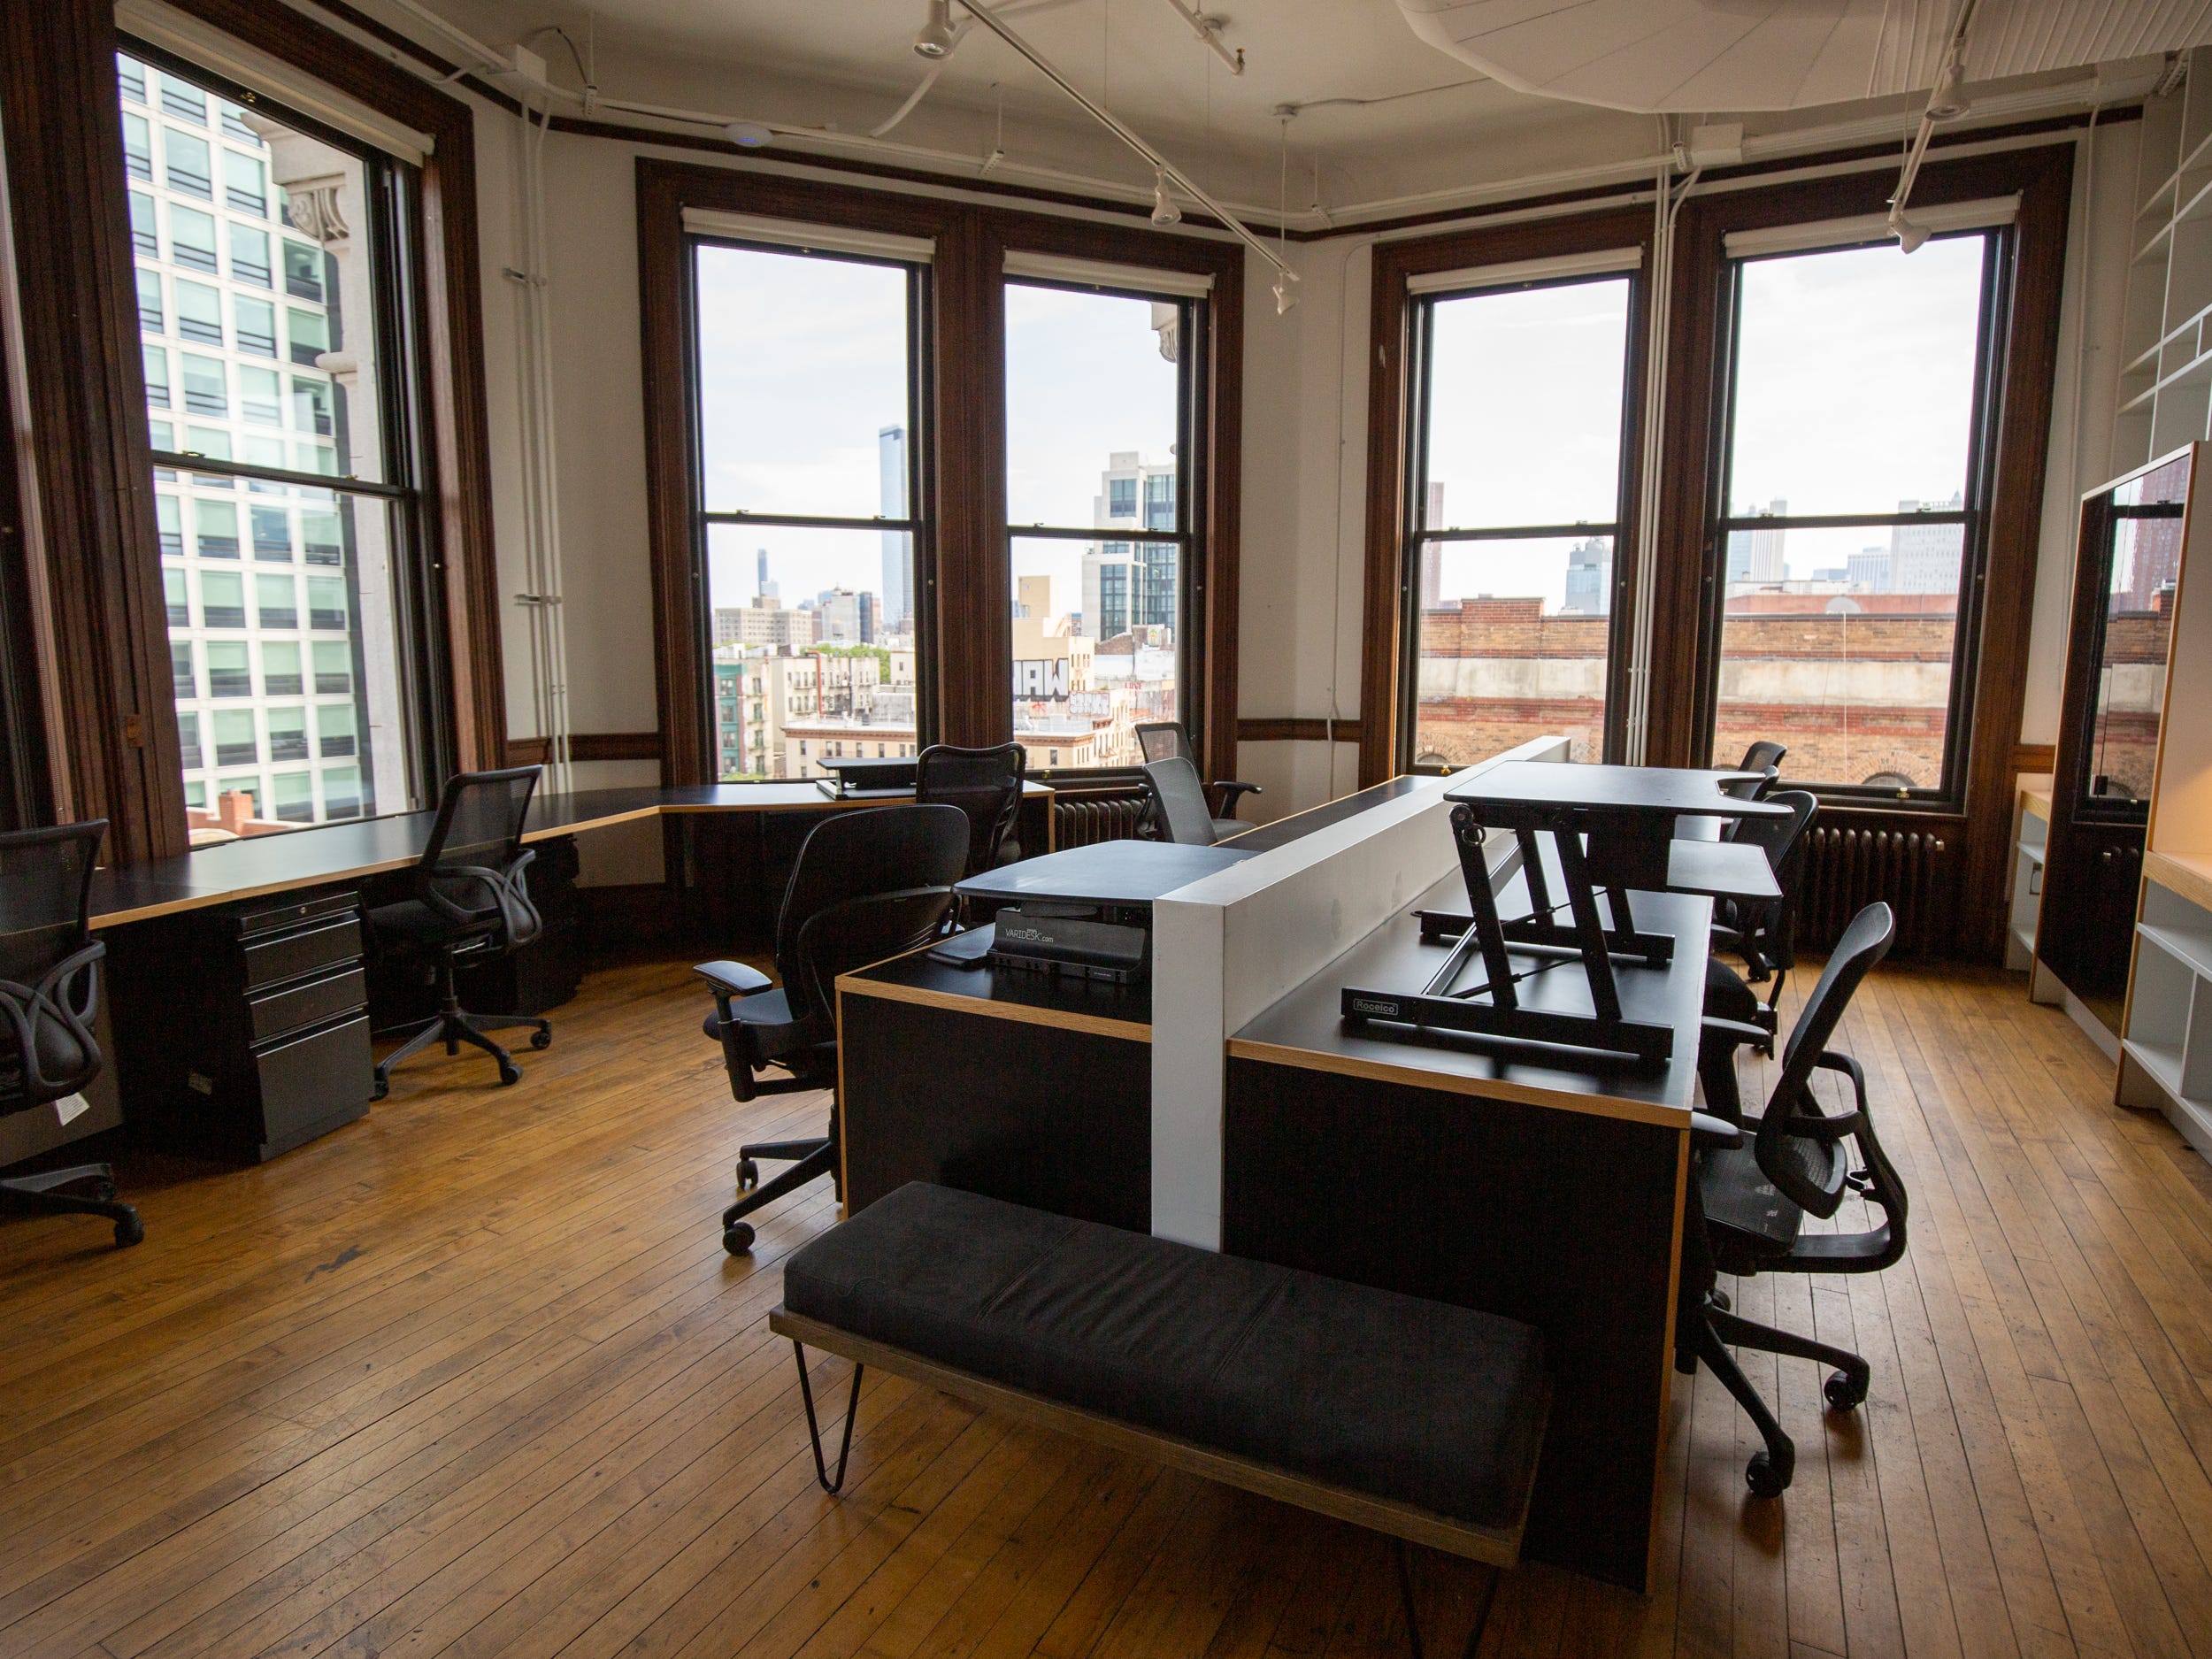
1797,825,1951,958
1051,791,1150,848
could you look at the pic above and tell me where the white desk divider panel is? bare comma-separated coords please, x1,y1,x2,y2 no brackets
1146,736,1571,1248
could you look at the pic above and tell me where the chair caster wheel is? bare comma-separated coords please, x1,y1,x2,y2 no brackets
372,1076,389,1101
114,1212,144,1248
1746,1446,1793,1498
1709,1290,1732,1313
530,1029,552,1050
736,1157,759,1190
724,1222,755,1256
1825,1367,1870,1411
498,1062,521,1087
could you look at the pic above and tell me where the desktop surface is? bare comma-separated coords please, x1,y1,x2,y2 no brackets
956,840,1253,908
1447,762,1791,819
1230,866,1710,1123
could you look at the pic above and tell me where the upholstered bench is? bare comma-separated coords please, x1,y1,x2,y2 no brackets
770,1181,1549,1621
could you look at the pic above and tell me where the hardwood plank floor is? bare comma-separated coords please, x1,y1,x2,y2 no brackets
2,956,2208,1658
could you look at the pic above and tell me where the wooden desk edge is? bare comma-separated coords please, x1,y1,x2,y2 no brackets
91,788,1058,930
838,971,1152,1043
767,1307,1537,1569
1225,1037,1694,1128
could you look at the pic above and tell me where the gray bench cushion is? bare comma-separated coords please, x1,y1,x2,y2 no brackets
782,1181,1547,1530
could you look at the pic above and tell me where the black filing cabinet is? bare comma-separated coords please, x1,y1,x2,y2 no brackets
110,887,375,1164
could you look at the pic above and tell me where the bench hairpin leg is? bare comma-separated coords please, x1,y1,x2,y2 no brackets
792,1341,864,1494
1392,1536,1428,1659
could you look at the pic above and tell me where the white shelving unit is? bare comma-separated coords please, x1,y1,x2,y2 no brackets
2115,50,2212,472
2008,780,2050,979
2116,440,2212,1161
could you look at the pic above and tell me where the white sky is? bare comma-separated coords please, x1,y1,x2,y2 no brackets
694,249,1178,623
693,234,1989,621
1419,234,1987,608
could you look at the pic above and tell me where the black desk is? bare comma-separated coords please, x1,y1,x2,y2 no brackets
85,782,1053,1166
1225,866,1706,1593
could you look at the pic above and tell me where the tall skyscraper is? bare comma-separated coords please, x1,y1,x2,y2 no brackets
1561,537,1612,614
879,426,910,629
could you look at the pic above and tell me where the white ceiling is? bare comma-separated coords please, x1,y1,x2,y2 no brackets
371,0,2135,217
1400,0,2212,114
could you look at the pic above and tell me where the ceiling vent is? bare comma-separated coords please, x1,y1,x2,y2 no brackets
1395,0,2212,113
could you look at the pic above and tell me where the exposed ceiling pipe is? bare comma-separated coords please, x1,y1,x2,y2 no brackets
936,0,1298,287
1158,0,1241,75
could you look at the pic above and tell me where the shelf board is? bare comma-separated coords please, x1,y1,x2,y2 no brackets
2136,219,2175,266
2147,849,2212,916
2122,1036,2191,1100
2009,920,2037,956
2016,841,2047,868
2139,919,2212,979
2120,344,2212,413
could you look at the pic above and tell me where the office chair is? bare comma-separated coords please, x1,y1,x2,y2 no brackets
0,821,143,1248
698,803,968,1255
1141,757,1222,846
1721,740,1787,803
1135,722,1259,839
1682,902,1905,1497
367,766,551,1099
916,742,1025,875
1705,787,1818,1064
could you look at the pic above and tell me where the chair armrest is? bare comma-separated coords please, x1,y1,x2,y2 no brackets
1814,1049,1870,1113
1691,1110,1744,1148
1214,780,1263,805
1701,1015,1770,1049
695,960,773,998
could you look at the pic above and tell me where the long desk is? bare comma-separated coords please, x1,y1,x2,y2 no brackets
76,781,1052,1166
837,757,1713,1594
88,781,1056,927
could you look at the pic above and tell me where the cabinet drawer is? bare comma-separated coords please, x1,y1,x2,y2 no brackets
242,916,362,990
250,965,366,1046
254,1013,373,1156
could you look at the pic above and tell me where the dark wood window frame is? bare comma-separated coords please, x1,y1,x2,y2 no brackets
639,157,1243,789
1360,145,2071,961
0,0,503,861
1360,209,1655,787
1649,144,2074,964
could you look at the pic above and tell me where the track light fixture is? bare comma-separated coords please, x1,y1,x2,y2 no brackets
1925,51,1969,122
1890,211,1931,253
914,0,958,59
1150,168,1180,225
1273,272,1297,316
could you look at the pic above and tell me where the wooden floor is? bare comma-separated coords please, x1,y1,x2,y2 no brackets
4,956,2211,1659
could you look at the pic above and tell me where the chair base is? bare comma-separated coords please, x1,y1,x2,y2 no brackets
1,1164,143,1248
374,1005,550,1098
1678,1289,1871,1497
722,1135,835,1256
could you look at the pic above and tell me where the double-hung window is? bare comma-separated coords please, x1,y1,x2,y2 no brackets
1400,263,1637,768
122,45,437,831
1703,225,2001,799
686,230,926,781
1004,271,1203,772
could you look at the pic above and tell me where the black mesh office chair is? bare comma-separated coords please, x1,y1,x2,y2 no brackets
1681,902,1906,1497
698,804,968,1256
367,767,550,1099
1705,787,1818,1064
1141,757,1221,846
916,742,1025,875
1721,740,1787,803
0,821,142,1248
1135,722,1258,839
